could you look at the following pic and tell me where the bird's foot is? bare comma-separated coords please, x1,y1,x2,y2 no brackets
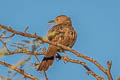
56,53,61,61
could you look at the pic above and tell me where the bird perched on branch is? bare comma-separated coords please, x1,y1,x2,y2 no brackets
38,15,77,71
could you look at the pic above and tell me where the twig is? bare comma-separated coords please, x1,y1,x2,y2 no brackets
0,33,15,39
0,24,43,41
0,61,39,80
34,52,48,80
87,71,103,80
0,39,11,54
106,61,113,80
34,55,41,63
44,71,48,80
1,50,44,55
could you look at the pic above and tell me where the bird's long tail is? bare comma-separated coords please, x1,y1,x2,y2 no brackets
38,45,57,71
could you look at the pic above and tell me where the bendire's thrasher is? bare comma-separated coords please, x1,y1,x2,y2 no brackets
38,15,77,71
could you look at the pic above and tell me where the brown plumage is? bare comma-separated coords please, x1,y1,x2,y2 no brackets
38,15,77,71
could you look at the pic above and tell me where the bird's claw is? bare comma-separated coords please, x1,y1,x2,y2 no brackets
56,53,61,61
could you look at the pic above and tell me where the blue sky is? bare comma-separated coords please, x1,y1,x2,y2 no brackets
0,0,120,80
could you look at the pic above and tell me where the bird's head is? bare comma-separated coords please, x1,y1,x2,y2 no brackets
48,15,71,25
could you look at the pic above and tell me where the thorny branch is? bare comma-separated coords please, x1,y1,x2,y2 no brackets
0,24,114,80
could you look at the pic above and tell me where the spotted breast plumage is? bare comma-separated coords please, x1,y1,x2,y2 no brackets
38,15,77,71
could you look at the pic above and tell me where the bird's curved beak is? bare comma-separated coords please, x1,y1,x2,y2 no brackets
48,20,55,23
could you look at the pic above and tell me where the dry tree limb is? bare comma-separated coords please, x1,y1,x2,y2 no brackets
47,40,113,80
0,24,113,80
0,24,43,41
60,56,103,80
0,61,39,80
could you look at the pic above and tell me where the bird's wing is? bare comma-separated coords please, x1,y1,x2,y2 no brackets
48,23,77,48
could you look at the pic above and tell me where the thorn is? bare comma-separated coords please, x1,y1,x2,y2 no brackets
107,61,112,65
24,26,29,33
33,32,37,36
8,26,12,30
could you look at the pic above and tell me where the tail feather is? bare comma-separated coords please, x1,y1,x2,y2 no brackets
38,45,57,71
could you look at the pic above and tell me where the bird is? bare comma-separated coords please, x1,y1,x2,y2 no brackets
38,15,77,71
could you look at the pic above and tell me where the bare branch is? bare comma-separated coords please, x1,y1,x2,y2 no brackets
106,61,113,80
44,71,48,80
1,50,44,55
0,61,39,80
61,56,103,80
0,24,43,41
0,24,113,80
87,71,104,80
107,61,112,73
